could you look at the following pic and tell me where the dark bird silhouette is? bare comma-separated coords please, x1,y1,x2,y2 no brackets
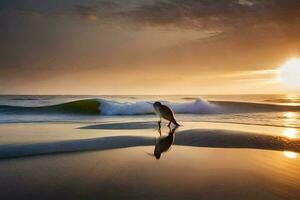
153,101,180,128
154,126,177,159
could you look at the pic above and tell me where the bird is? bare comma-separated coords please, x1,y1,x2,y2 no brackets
154,126,177,159
153,101,180,128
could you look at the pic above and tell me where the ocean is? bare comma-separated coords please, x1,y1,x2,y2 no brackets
0,94,299,128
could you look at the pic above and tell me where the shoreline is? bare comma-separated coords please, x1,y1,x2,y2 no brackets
0,121,299,159
0,121,299,199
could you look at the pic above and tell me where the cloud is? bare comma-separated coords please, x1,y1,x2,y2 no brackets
3,0,300,30
74,5,98,21
0,0,119,20
113,0,300,73
73,1,118,21
1,0,300,94
124,0,300,33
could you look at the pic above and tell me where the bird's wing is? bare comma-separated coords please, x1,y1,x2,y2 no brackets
159,105,174,120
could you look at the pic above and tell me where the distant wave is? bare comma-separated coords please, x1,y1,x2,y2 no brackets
9,97,38,100
0,98,300,116
264,98,300,103
0,99,100,115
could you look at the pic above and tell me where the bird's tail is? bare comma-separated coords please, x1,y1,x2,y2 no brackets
172,118,180,126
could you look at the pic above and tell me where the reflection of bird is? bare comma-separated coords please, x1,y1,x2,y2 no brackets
153,101,180,127
154,126,177,159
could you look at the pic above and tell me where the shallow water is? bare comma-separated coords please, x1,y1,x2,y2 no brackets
0,121,299,199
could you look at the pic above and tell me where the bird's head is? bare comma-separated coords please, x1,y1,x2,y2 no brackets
153,101,162,108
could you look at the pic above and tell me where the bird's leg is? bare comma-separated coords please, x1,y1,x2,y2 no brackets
158,118,162,136
167,120,172,128
168,125,171,133
170,126,178,134
158,117,161,127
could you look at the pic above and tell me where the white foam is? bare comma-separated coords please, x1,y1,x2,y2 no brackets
99,98,218,115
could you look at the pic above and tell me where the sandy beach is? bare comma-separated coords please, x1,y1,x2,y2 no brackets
0,121,299,200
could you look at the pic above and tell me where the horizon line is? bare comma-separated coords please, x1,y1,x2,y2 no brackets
0,93,293,96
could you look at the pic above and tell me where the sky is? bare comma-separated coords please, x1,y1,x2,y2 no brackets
1,0,300,95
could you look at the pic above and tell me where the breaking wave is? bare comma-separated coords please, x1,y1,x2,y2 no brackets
0,98,300,116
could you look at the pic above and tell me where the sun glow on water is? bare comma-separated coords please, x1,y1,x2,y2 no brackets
286,94,299,100
283,112,297,119
283,151,298,159
282,111,299,132
283,128,298,139
282,111,299,138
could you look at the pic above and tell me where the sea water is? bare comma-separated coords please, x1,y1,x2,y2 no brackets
0,94,299,128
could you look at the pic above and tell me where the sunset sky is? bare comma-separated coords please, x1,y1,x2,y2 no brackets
1,0,300,94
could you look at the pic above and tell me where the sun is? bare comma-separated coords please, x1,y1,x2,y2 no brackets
278,58,300,89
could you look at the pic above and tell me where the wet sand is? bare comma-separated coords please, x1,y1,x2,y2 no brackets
0,122,299,199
